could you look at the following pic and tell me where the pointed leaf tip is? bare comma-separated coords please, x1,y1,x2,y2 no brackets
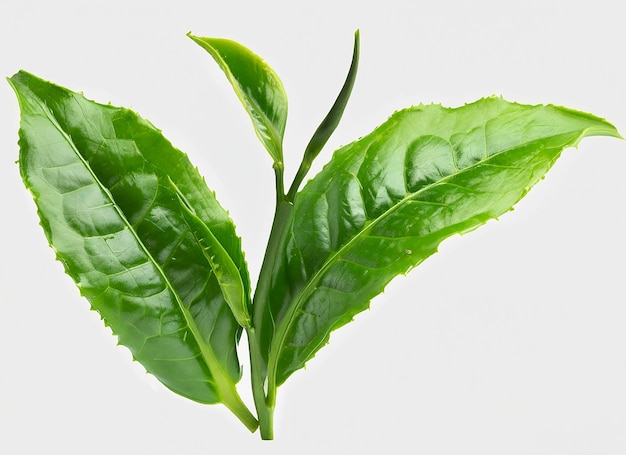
287,30,360,199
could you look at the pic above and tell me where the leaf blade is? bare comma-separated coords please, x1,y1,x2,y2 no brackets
262,97,621,386
188,33,288,167
169,177,251,327
9,71,256,428
287,30,360,200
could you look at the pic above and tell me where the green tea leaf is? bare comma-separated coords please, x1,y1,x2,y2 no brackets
188,33,288,167
288,30,360,200
259,97,621,388
169,177,250,327
9,71,257,430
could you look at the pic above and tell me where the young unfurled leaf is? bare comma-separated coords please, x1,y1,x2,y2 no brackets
9,71,257,430
188,33,288,168
287,30,360,199
257,97,620,392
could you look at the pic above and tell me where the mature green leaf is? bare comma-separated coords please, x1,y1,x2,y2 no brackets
188,33,288,167
258,97,620,387
9,71,256,429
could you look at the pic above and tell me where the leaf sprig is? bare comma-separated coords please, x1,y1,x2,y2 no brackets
8,31,621,440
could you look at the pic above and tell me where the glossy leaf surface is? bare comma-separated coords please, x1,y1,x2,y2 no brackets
188,34,288,167
9,71,256,428
170,178,250,327
259,97,620,387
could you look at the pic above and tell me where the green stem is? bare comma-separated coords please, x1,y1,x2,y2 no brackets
247,326,274,439
273,162,285,205
249,200,293,439
218,378,259,432
286,159,311,202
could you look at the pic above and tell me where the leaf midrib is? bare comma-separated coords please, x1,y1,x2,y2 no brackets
266,125,597,386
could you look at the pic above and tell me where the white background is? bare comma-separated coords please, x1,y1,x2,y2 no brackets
1,0,625,453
